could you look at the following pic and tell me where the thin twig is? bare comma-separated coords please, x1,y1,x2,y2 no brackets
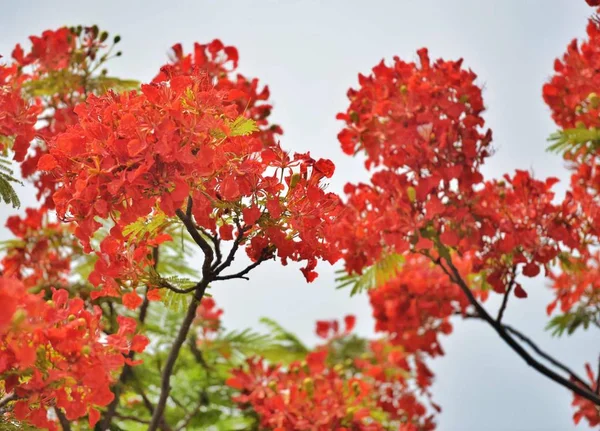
114,413,151,424
596,355,600,394
147,279,211,431
213,222,248,274
0,392,16,409
502,324,592,390
435,247,600,406
55,408,71,431
100,247,158,429
175,396,206,431
496,266,516,323
176,199,214,276
213,249,272,282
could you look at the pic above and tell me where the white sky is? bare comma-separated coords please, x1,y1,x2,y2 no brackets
1,1,598,430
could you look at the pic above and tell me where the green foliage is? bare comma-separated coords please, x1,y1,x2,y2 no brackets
546,307,598,337
156,225,201,279
123,211,170,241
228,116,259,137
326,334,369,366
336,253,405,296
87,76,140,93
211,117,259,139
0,418,40,431
547,127,600,155
0,157,22,208
22,71,139,99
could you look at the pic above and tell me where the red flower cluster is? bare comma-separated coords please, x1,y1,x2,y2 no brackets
337,47,492,187
543,15,600,130
1,208,76,289
153,39,283,148
466,171,582,296
354,340,437,431
310,315,439,430
0,61,40,160
331,49,491,274
3,26,123,206
195,296,224,336
0,278,148,430
227,352,386,430
548,252,600,315
368,254,472,357
571,363,600,427
315,314,356,339
43,65,340,282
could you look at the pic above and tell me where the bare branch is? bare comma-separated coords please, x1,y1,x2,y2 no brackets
147,279,211,431
0,392,16,409
435,248,600,406
502,324,592,390
213,222,249,274
497,266,516,323
597,355,600,395
114,413,151,424
100,247,157,429
175,395,207,431
55,408,71,431
176,207,214,276
214,248,272,282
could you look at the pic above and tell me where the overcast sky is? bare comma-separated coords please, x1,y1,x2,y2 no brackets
1,1,598,430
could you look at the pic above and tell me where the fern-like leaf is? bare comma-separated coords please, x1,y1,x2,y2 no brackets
335,253,405,296
0,157,22,208
547,127,600,155
228,116,259,137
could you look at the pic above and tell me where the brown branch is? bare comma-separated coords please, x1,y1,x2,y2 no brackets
100,247,158,429
502,324,592,390
597,355,600,395
0,392,16,409
55,408,71,431
213,249,272,282
175,396,206,431
435,248,600,406
114,413,151,424
188,335,213,371
496,266,516,323
213,222,248,274
176,199,214,276
147,279,211,431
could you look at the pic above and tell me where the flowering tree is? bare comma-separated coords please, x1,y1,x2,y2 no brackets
0,2,599,430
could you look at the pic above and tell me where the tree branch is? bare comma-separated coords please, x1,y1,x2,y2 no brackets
496,266,516,323
213,222,248,274
0,392,16,409
213,248,272,282
55,408,71,431
100,247,158,429
502,324,592,390
176,200,214,276
436,250,600,406
175,395,207,431
114,413,151,425
597,355,600,395
147,279,211,431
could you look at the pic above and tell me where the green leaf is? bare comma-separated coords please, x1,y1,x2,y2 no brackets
259,317,309,354
546,308,593,337
123,211,170,240
0,156,22,208
159,281,194,312
335,253,405,296
547,127,600,155
88,76,140,93
228,116,259,137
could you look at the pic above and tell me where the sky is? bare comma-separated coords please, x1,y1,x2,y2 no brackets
0,1,598,430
